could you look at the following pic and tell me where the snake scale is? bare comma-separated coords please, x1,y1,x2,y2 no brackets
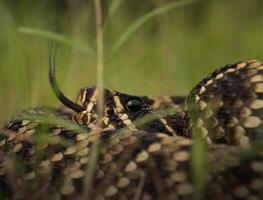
0,59,263,200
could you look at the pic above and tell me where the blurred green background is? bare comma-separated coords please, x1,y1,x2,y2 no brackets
0,0,262,124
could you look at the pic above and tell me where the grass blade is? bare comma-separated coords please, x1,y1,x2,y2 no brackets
108,0,123,19
191,135,206,200
103,0,123,30
107,0,195,62
189,106,206,200
14,108,87,133
18,27,94,54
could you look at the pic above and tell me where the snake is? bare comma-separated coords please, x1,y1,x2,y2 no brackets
0,59,262,200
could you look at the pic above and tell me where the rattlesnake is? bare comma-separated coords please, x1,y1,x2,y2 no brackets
0,59,262,199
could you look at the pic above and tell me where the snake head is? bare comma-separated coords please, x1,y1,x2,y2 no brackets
72,87,186,136
49,49,185,135
72,87,153,130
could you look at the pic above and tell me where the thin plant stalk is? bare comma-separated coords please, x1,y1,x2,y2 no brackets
94,0,105,122
106,0,195,63
82,0,104,199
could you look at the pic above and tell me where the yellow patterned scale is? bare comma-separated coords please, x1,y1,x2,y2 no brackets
187,60,263,147
0,60,262,199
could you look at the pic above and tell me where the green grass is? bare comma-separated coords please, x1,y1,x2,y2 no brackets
0,1,262,198
0,0,262,124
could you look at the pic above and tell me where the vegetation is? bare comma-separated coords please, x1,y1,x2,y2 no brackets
0,1,262,199
0,0,262,124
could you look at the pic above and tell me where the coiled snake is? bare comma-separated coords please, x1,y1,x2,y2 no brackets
0,59,263,200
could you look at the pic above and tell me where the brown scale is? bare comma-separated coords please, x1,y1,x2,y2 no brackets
1,122,262,199
93,133,263,200
187,60,263,147
0,60,262,199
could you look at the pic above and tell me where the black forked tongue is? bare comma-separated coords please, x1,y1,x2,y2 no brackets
49,45,85,112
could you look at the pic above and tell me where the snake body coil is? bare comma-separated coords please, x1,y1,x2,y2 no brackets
0,60,262,200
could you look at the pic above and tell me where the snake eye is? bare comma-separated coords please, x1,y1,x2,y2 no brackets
126,98,144,113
